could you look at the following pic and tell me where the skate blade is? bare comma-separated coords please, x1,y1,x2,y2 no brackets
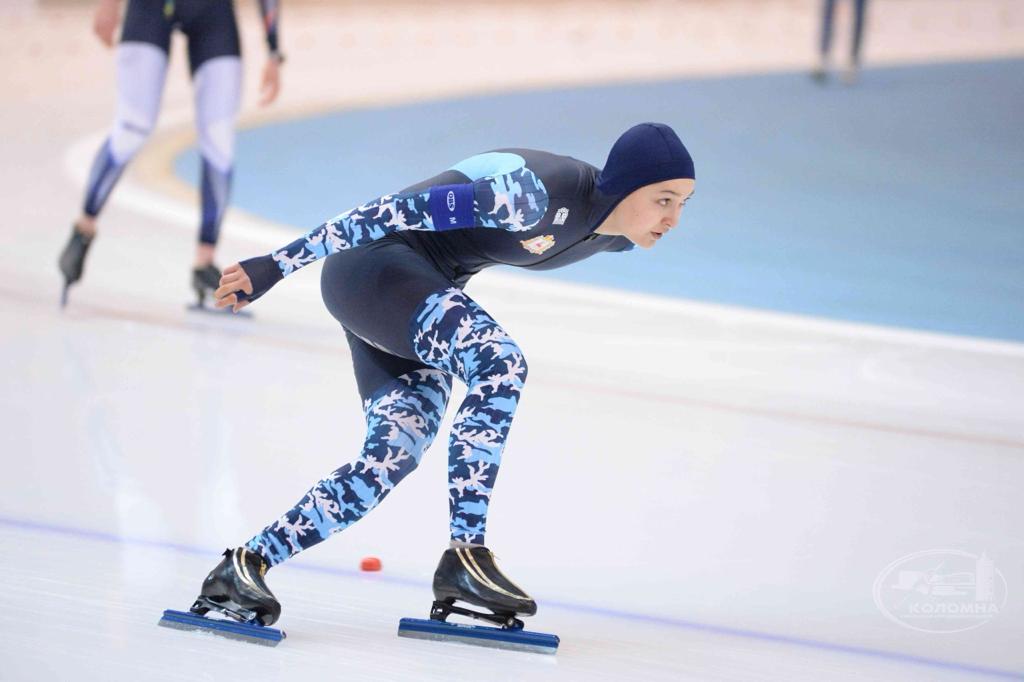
397,618,558,655
185,302,253,318
158,609,285,647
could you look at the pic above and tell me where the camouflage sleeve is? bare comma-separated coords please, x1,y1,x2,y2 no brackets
257,0,281,55
263,166,549,280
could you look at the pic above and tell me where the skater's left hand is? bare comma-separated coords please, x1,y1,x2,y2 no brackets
259,58,282,106
215,263,253,313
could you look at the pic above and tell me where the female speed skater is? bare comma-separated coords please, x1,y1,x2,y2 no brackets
188,122,696,631
58,0,284,307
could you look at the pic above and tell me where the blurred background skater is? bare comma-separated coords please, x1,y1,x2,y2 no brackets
183,123,696,635
57,0,284,307
812,0,870,84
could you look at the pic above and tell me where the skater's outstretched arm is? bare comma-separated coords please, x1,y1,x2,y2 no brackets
215,161,548,311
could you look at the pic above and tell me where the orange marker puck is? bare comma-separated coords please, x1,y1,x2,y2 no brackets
360,556,382,572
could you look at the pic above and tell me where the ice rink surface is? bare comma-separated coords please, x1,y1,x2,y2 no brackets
2,1,1023,680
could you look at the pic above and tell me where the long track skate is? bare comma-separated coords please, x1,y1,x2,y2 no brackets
398,546,559,654
58,226,93,308
158,548,284,646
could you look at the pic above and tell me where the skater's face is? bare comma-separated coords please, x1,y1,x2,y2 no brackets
600,179,695,249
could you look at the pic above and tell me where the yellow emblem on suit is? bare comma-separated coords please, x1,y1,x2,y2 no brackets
520,235,556,255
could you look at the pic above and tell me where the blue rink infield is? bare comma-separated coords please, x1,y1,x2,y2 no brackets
176,58,1024,343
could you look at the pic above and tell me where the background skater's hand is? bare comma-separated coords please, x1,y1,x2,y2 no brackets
259,58,282,106
93,0,121,48
215,263,254,313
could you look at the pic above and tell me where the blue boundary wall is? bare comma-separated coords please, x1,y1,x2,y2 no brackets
176,59,1024,342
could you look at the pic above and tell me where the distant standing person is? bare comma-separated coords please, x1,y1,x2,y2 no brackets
812,0,869,84
58,0,285,307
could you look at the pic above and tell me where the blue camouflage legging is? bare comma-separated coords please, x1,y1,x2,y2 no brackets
413,288,528,541
247,268,527,566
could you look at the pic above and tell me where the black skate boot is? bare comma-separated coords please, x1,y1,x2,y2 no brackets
430,545,536,630
58,225,94,306
191,263,222,308
189,547,281,626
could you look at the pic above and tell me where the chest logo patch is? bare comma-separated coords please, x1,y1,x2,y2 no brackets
553,207,569,225
521,235,556,255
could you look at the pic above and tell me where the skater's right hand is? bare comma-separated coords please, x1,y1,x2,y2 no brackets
216,263,254,313
93,0,120,48
216,256,284,311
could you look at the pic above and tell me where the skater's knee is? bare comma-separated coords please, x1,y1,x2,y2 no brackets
468,338,528,389
407,418,443,462
109,117,152,162
404,436,432,472
361,438,422,487
504,345,528,385
361,369,451,470
515,348,529,383
364,418,435,470
360,407,436,484
197,129,235,173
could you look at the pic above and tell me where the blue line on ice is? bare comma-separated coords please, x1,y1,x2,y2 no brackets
2,515,1020,680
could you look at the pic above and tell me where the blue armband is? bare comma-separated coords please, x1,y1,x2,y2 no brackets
428,183,475,231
